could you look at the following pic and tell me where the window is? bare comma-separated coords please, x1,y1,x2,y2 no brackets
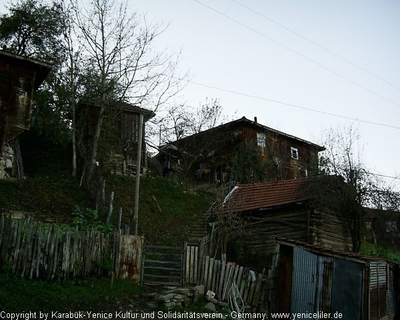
257,133,266,148
290,147,299,160
386,221,397,232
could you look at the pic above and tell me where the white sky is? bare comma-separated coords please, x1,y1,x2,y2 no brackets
129,0,400,187
1,0,399,188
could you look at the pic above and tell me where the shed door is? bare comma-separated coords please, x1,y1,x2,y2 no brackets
316,256,335,313
290,247,318,313
331,258,363,320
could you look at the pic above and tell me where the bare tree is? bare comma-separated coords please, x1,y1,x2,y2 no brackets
157,98,228,144
72,0,182,187
316,124,400,252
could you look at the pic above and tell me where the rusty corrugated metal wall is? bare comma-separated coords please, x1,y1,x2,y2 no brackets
289,246,364,319
118,235,143,282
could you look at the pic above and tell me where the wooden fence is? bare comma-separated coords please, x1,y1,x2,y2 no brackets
0,214,136,280
184,245,269,310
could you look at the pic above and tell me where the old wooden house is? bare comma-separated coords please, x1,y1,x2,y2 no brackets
365,208,400,252
273,238,399,320
0,50,52,179
77,100,155,175
158,116,324,186
215,178,353,269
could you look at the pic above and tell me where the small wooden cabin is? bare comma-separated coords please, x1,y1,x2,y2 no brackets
0,50,52,179
77,100,155,175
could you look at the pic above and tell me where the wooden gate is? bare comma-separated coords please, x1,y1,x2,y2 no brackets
141,244,185,285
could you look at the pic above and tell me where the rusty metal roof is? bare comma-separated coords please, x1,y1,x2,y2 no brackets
222,178,313,213
276,237,386,263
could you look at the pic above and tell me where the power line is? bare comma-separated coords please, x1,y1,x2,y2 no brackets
181,77,400,131
230,0,400,93
367,171,400,181
193,0,400,109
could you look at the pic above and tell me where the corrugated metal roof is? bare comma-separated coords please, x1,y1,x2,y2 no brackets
222,178,312,213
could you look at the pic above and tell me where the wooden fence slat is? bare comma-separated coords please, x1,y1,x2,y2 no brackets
203,255,210,290
252,273,263,307
194,246,198,285
218,261,226,298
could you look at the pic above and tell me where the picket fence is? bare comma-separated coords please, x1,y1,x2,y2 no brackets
0,214,123,280
184,245,269,310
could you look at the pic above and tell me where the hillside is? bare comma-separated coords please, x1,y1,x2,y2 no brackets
0,148,214,246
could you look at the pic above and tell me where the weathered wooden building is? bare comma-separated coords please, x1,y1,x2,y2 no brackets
158,116,324,185
0,50,52,179
365,208,400,252
215,178,353,268
77,100,155,175
273,238,399,320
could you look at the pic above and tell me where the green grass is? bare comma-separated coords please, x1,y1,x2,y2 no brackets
0,275,143,312
105,175,213,245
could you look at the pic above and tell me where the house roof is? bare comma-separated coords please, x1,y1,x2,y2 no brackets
0,50,52,89
168,116,324,151
222,178,313,213
80,99,155,121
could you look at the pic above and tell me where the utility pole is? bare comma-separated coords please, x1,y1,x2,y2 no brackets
133,113,144,235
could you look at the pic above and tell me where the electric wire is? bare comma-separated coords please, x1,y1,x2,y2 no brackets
182,77,400,131
193,0,400,109
230,0,400,92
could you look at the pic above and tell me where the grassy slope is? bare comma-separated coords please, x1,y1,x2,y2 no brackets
0,165,213,245
0,156,213,311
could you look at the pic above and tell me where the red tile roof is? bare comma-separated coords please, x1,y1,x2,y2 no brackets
222,178,313,213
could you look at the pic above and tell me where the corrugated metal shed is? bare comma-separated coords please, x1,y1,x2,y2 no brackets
275,239,398,320
290,246,318,313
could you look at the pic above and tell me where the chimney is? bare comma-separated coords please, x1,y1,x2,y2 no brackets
254,116,257,123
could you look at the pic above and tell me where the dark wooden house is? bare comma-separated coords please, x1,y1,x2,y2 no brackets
216,178,353,268
0,50,52,179
77,100,155,175
158,116,324,185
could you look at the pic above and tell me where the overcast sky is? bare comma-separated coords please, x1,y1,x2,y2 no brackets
129,0,400,188
1,0,399,188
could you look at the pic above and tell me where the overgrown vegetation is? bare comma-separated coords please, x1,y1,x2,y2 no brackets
361,243,400,263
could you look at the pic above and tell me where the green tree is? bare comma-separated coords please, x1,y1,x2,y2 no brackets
231,141,268,184
0,0,65,63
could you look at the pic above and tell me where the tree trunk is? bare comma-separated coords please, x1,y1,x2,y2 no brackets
85,105,105,188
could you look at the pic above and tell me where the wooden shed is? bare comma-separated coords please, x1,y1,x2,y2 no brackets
216,178,353,268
